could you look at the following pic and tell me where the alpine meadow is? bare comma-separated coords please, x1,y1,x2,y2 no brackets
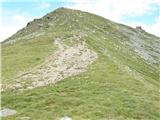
1,8,160,120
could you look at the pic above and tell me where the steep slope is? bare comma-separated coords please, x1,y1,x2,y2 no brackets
1,8,160,120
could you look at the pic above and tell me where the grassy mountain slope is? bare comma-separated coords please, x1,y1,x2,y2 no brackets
1,8,160,120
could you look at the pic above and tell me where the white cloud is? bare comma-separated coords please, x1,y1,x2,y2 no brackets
68,0,158,21
0,24,20,42
37,3,51,9
13,15,26,21
0,14,35,41
149,17,160,36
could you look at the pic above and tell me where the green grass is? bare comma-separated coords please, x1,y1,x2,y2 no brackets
2,36,56,83
2,56,159,120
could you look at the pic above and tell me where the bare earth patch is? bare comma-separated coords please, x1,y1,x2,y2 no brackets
2,38,97,91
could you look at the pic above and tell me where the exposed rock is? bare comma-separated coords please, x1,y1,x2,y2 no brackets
60,116,72,120
26,22,31,26
136,26,142,30
0,108,17,117
46,16,52,19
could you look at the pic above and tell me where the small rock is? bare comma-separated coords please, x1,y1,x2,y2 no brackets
60,116,72,120
0,108,17,117
18,116,30,120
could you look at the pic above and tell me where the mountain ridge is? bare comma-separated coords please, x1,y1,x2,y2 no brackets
3,7,159,44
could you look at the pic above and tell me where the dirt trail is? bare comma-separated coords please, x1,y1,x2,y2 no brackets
2,38,97,91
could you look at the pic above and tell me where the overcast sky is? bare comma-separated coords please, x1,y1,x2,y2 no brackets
1,0,160,42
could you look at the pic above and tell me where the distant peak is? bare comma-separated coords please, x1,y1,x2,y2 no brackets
54,7,71,11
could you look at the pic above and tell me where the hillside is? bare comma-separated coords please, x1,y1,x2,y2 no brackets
1,7,160,120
